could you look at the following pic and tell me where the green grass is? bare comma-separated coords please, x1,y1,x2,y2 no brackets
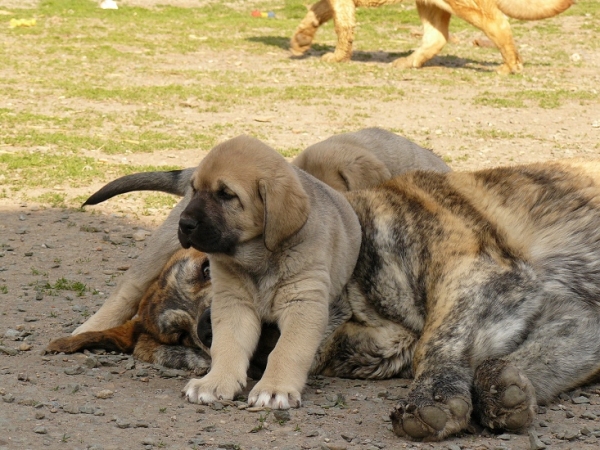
0,0,598,209
474,89,599,109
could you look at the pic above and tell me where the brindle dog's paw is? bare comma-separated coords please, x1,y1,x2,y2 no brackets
473,359,536,431
390,396,471,441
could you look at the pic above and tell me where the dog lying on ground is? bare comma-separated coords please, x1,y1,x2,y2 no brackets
50,154,600,441
290,0,573,74
73,128,449,335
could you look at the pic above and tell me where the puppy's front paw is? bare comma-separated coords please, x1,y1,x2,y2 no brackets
248,381,301,410
183,373,244,404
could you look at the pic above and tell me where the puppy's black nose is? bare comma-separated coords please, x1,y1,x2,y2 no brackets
179,216,198,236
197,307,212,349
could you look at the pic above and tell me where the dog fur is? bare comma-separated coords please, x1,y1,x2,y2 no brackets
50,158,600,441
73,128,448,336
47,248,213,374
289,0,573,74
177,135,362,409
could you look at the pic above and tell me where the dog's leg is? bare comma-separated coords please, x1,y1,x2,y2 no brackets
47,319,139,354
392,2,450,70
446,1,522,74
290,0,334,57
248,293,329,409
474,303,600,431
73,193,190,334
322,0,356,62
183,298,261,404
390,261,544,440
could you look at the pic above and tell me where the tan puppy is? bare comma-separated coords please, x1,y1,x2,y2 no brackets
290,0,573,74
294,128,450,191
74,129,449,336
177,135,361,408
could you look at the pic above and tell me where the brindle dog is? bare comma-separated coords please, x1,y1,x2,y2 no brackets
49,158,600,441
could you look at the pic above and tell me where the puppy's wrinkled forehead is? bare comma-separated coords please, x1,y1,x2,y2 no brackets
192,135,288,190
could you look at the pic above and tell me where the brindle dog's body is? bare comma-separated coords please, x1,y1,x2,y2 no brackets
50,160,600,441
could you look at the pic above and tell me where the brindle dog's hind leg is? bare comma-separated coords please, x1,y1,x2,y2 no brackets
474,300,600,431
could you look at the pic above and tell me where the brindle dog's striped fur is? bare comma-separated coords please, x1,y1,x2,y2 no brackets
49,159,600,441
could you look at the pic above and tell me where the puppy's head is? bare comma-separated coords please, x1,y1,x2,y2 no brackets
178,135,310,253
293,143,391,192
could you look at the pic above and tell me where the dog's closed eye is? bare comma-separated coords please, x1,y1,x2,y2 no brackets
201,259,210,281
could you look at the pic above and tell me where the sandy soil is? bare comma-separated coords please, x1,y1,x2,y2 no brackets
1,1,600,449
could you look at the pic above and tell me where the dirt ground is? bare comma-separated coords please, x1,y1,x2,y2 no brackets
2,1,600,450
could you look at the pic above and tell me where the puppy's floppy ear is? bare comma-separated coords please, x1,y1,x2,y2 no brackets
259,171,310,251
339,153,391,190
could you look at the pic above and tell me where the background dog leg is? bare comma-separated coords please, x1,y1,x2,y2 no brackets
322,0,356,62
392,3,450,69
290,0,334,56
73,193,190,334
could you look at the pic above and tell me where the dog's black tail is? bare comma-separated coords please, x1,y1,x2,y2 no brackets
83,167,196,206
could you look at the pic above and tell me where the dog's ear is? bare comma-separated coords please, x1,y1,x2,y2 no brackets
259,171,310,251
339,154,391,191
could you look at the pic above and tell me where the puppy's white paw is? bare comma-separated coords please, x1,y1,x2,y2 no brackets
248,382,302,410
183,373,244,404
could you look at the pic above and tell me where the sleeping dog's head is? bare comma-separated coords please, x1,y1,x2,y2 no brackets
177,135,310,254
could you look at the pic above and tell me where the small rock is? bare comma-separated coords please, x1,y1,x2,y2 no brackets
570,53,582,62
134,421,149,428
4,329,21,339
18,343,32,351
3,393,15,403
497,433,511,440
35,411,45,420
158,367,187,378
581,426,592,436
528,430,546,450
321,443,347,450
0,345,18,356
274,409,291,423
64,366,84,375
23,316,37,323
132,230,148,241
79,404,96,414
63,404,80,414
565,410,575,418
340,433,356,442
188,437,205,446
581,411,597,420
33,426,48,434
95,389,114,399
572,395,590,404
116,418,131,429
17,372,29,381
141,438,156,446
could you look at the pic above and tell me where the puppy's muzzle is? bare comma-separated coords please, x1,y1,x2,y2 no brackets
178,215,197,249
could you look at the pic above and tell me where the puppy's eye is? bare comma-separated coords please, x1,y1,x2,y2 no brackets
216,187,236,201
201,260,210,280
